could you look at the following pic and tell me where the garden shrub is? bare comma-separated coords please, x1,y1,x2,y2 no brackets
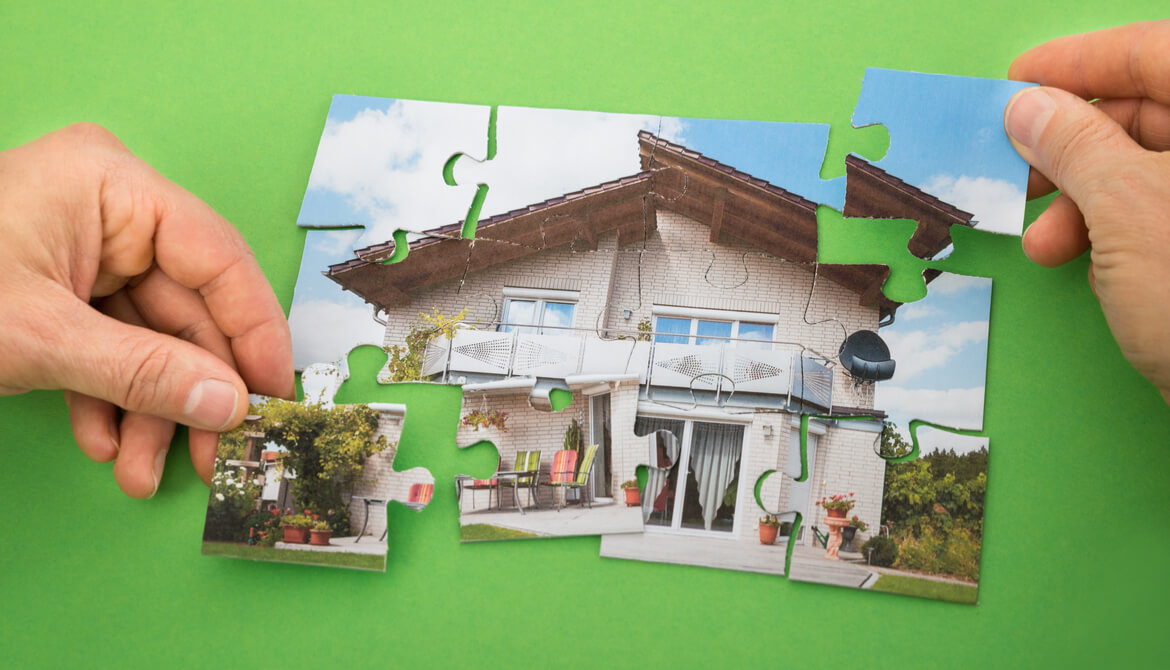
940,526,981,581
861,535,898,567
895,526,943,574
202,461,262,542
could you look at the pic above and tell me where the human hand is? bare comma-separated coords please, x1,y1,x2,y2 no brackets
0,124,294,496
1005,20,1170,405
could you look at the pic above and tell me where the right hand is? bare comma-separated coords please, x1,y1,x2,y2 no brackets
1004,20,1170,405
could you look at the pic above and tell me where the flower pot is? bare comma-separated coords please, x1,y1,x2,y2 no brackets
759,523,779,545
282,526,309,544
309,529,333,546
841,525,857,551
826,508,847,519
623,488,640,507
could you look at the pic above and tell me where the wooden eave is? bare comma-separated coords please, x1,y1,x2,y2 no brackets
326,174,656,309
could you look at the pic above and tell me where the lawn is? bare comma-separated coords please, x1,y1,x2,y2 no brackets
202,542,385,571
460,524,540,541
870,573,978,604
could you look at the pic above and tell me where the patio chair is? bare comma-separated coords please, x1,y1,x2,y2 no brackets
508,450,541,510
811,525,828,549
544,445,598,511
541,449,578,511
408,483,433,506
463,459,500,510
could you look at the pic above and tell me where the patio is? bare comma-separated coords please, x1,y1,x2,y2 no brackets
274,535,387,556
600,532,790,575
787,544,877,588
459,501,643,538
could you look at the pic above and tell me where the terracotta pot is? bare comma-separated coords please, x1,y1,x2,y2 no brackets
282,526,309,544
623,488,641,507
759,522,779,545
826,508,847,519
309,529,333,546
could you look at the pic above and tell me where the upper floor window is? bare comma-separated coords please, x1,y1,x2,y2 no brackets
498,287,578,334
652,307,775,350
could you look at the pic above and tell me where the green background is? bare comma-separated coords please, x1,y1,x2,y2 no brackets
2,2,1167,667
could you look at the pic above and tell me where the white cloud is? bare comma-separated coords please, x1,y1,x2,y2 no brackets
305,99,685,246
883,320,988,381
288,299,385,370
897,302,941,321
925,272,991,296
918,174,1025,236
915,425,988,455
311,229,363,257
876,386,986,433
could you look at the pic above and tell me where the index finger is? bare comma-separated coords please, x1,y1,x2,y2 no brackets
1009,20,1170,106
110,158,295,401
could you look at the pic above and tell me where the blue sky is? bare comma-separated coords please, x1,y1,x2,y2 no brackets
875,273,992,441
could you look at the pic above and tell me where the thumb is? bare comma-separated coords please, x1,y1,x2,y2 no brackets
1004,86,1146,209
43,291,248,432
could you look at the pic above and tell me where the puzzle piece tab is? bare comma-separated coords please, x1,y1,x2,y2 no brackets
200,346,434,572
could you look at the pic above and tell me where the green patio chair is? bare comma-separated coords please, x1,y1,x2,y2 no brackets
544,445,598,511
811,525,828,549
505,450,542,510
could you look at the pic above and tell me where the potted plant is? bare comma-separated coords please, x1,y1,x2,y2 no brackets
309,520,333,546
816,492,856,519
280,513,313,544
759,514,781,545
842,515,868,551
461,409,508,432
620,480,640,506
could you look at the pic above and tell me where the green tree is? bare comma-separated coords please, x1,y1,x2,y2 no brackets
383,308,466,382
253,398,390,531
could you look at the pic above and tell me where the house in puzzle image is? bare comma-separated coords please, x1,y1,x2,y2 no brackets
323,131,969,565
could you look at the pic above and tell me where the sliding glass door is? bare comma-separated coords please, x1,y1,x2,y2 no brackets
636,416,746,535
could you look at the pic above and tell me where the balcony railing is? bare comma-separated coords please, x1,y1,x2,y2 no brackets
423,324,836,409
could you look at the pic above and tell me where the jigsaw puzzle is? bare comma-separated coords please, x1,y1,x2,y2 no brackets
255,68,1009,589
200,348,433,572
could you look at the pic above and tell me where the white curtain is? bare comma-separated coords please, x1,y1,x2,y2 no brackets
634,417,683,522
689,423,743,531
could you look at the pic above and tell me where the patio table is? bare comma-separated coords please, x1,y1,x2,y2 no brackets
457,471,538,515
348,496,389,542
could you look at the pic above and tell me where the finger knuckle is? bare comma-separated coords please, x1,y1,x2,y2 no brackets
120,340,176,412
1049,120,1115,183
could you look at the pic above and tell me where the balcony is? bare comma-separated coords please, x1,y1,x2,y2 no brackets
422,325,836,410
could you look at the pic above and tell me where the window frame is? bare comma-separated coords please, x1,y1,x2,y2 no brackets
497,287,579,335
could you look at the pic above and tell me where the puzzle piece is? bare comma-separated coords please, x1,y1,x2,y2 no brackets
200,345,434,572
784,417,988,604
295,95,491,238
850,68,1033,238
454,378,647,541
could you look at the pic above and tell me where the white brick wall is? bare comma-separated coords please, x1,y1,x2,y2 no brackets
804,424,886,546
605,211,878,409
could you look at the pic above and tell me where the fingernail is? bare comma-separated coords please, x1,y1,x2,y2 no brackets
1005,88,1056,148
150,448,169,498
108,414,121,454
184,379,239,431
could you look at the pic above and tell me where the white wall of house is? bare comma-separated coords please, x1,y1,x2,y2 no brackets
381,231,621,345
805,423,886,546
606,210,878,410
346,410,408,537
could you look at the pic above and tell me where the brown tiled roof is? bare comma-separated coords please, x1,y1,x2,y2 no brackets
325,132,959,316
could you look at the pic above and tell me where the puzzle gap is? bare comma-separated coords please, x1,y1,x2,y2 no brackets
818,122,890,180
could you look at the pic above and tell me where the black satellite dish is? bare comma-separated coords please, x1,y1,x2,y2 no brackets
838,330,896,382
